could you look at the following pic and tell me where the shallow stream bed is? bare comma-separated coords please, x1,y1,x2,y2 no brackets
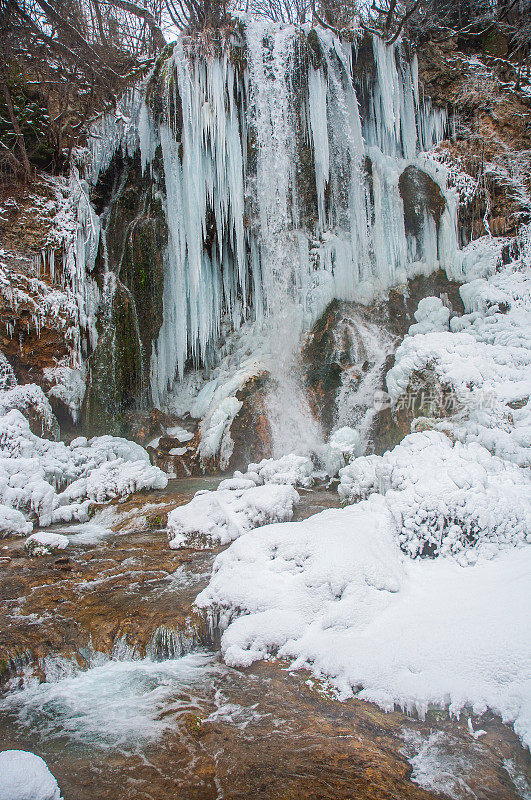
0,479,529,800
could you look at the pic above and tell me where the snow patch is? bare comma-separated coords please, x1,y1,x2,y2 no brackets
0,750,62,800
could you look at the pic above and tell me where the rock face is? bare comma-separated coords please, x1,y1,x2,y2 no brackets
228,374,272,472
83,152,167,435
0,181,72,394
301,271,464,454
418,41,531,240
303,300,367,437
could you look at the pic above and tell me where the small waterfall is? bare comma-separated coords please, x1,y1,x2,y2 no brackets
334,315,394,451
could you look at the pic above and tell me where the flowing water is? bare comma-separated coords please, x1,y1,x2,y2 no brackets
0,478,529,800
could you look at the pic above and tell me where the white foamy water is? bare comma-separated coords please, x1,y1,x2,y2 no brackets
0,653,217,750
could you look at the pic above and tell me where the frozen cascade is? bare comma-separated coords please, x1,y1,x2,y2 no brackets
81,23,459,457
246,23,324,456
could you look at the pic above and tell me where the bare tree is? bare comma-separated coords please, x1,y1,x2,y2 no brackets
231,0,309,24
0,0,168,178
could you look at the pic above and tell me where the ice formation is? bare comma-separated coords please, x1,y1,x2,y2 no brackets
79,23,459,460
408,296,450,335
0,750,62,800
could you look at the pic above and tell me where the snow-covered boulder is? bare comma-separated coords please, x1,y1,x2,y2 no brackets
224,454,315,489
0,504,32,537
408,296,450,335
0,750,62,800
25,531,69,556
168,483,299,548
338,431,530,564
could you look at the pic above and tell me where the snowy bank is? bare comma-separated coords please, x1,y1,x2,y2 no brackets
0,409,167,534
196,499,531,747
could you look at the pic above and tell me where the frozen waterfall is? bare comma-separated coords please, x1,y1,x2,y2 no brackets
85,22,458,453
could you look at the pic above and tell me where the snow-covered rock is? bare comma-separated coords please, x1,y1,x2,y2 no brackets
168,483,299,548
0,410,167,533
228,454,315,489
196,499,531,747
338,430,530,564
408,296,451,335
0,504,32,537
25,531,69,556
0,384,58,440
0,750,62,800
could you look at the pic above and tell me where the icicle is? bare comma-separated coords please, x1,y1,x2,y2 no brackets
69,24,462,452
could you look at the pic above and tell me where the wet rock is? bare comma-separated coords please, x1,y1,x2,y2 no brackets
228,374,271,472
399,165,446,239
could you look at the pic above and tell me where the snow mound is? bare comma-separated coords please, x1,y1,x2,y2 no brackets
339,431,530,564
168,483,299,548
196,499,531,746
408,296,450,335
0,410,167,532
25,531,69,555
0,504,32,537
220,454,315,490
386,262,531,466
0,750,62,800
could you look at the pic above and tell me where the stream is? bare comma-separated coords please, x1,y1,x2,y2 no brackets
0,478,529,800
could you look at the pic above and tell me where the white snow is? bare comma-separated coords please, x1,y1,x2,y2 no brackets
0,410,167,533
408,296,451,335
0,504,32,537
196,498,531,746
167,483,299,548
226,454,315,489
338,430,530,564
0,384,57,438
0,750,62,800
25,531,69,554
